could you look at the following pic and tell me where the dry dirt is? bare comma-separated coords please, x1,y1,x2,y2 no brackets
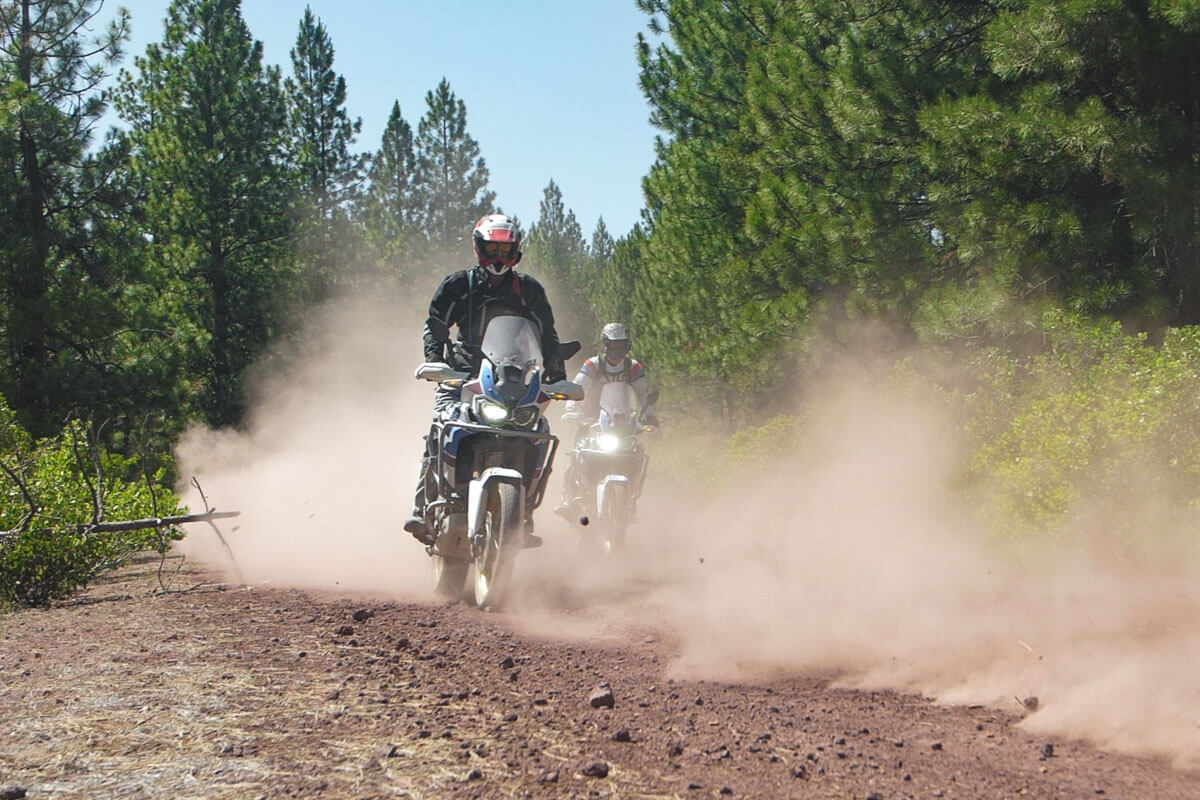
2,555,1198,800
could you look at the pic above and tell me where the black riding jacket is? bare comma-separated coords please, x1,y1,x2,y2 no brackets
423,267,564,379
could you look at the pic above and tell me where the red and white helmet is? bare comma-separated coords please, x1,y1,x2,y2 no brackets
473,213,523,275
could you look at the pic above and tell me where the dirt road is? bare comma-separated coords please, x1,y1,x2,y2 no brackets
2,558,1197,799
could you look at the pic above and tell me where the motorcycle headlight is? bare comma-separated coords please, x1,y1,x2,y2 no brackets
479,399,510,423
512,406,539,429
596,432,622,452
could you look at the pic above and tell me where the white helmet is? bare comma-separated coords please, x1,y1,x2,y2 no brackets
601,322,631,362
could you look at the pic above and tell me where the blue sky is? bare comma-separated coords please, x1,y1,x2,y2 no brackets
104,0,661,237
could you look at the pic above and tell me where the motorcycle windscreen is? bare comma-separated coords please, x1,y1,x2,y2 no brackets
598,381,638,416
479,315,544,371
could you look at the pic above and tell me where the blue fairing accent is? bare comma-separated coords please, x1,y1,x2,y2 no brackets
521,371,541,406
443,425,473,459
479,360,498,400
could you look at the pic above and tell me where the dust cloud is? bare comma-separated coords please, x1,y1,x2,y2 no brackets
174,292,1200,769
174,286,441,598
516,358,1200,769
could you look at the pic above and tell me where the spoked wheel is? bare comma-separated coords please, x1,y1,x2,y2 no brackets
432,555,469,600
473,482,520,609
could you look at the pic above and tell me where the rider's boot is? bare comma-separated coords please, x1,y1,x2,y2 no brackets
522,517,543,548
403,514,433,546
404,456,436,546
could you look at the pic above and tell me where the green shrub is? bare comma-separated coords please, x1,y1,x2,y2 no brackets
727,414,809,468
940,311,1200,538
722,311,1200,542
1,400,184,608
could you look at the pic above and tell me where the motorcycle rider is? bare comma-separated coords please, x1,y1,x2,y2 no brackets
404,213,567,545
555,322,658,517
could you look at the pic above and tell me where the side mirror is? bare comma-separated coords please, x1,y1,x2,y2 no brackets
558,340,582,360
542,379,585,401
415,362,470,384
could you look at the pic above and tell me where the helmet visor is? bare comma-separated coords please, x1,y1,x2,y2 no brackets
480,240,517,259
603,339,631,360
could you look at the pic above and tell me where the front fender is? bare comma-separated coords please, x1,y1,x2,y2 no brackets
596,475,630,519
468,467,526,540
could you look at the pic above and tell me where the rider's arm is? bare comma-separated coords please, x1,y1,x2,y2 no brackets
522,276,564,380
631,362,659,424
423,272,467,362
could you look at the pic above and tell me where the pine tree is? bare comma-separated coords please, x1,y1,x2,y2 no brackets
285,5,364,299
634,0,771,410
920,0,1200,325
526,180,587,283
592,224,648,338
414,78,494,258
359,100,419,278
0,0,139,434
589,217,615,275
634,0,993,409
525,179,595,340
287,6,361,218
116,0,293,427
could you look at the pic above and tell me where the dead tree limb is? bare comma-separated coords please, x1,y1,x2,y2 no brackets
75,510,240,534
0,458,37,541
68,416,105,526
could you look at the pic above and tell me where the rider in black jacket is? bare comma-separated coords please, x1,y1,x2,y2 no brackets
404,214,566,544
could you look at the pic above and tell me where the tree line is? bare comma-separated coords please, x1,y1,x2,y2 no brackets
605,0,1200,420
0,0,614,446
7,0,1200,603
0,0,612,604
7,0,1200,484
616,0,1200,542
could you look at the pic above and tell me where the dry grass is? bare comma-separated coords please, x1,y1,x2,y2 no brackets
1,561,524,799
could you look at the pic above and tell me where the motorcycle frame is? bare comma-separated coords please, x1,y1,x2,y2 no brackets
428,418,560,519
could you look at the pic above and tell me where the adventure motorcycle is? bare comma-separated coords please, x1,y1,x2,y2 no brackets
415,314,582,608
561,381,652,554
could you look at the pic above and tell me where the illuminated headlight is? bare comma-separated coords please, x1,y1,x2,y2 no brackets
596,433,622,452
479,400,510,423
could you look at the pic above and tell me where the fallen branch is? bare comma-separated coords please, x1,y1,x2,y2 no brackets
75,510,240,534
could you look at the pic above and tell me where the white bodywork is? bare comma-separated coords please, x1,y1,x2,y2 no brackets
596,474,630,521
468,467,525,543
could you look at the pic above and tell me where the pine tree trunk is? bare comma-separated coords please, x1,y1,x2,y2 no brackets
11,0,52,431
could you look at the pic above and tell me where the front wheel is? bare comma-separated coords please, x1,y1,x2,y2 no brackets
473,482,520,609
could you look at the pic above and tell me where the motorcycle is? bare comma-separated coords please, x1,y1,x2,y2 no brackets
415,314,582,608
561,381,654,554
